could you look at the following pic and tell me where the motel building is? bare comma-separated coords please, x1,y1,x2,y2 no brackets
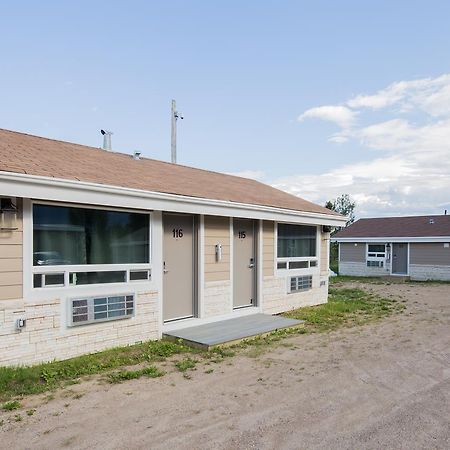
0,129,345,366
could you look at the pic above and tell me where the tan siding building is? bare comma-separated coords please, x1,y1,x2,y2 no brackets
0,129,345,366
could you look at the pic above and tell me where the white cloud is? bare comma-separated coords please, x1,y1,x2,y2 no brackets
347,73,450,116
284,74,450,217
298,105,356,129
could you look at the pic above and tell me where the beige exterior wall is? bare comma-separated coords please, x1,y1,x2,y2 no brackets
320,231,330,275
262,275,328,315
0,291,159,367
410,243,450,266
339,242,365,263
0,198,23,301
204,216,230,282
203,280,232,317
262,221,275,277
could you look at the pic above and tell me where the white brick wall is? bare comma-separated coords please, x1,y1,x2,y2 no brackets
339,261,389,277
409,264,450,281
0,291,160,367
203,280,232,317
262,275,328,315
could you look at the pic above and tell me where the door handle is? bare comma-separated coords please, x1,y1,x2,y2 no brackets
248,258,255,269
163,262,169,274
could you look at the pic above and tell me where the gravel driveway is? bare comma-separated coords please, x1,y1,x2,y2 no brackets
1,282,449,450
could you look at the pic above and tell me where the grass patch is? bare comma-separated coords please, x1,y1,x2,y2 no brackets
283,287,404,332
108,366,165,384
0,285,403,401
2,400,21,411
175,358,197,372
0,340,191,402
409,279,450,285
330,275,387,284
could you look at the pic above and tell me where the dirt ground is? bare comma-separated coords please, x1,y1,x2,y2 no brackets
1,282,449,450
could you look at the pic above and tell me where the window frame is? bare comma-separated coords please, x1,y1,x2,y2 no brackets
275,222,320,274
30,201,152,290
366,243,387,267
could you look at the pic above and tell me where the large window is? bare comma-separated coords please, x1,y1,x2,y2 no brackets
277,224,317,270
32,204,150,288
33,204,149,266
277,224,316,258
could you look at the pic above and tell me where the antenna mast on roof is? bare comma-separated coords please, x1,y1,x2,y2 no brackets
171,99,183,163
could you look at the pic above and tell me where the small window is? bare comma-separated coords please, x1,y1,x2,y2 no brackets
70,294,134,326
33,273,65,287
368,244,385,253
310,260,318,267
69,271,126,286
33,274,43,288
277,262,287,270
44,273,65,286
289,261,309,269
289,275,312,293
129,270,150,281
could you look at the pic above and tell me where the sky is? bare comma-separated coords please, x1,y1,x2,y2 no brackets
1,1,450,218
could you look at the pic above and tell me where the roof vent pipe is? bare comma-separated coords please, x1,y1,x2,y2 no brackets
133,150,141,160
445,210,448,215
100,129,113,151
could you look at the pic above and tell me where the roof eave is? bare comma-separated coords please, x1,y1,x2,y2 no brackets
332,236,450,243
0,171,347,226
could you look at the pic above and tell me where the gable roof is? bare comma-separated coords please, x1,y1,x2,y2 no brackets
0,128,339,217
334,215,450,239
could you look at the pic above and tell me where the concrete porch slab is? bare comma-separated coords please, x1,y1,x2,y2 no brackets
163,313,304,350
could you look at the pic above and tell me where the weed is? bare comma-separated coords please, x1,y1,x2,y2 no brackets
26,409,35,416
204,368,214,374
283,287,403,332
14,414,22,422
0,339,190,401
175,358,197,372
2,400,20,411
108,366,165,384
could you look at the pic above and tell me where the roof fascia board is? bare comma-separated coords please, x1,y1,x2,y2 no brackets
332,237,450,243
0,171,346,226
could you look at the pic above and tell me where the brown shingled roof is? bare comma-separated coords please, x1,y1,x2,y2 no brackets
334,215,450,238
0,128,339,216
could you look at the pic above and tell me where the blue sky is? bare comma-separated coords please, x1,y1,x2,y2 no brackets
1,1,450,217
